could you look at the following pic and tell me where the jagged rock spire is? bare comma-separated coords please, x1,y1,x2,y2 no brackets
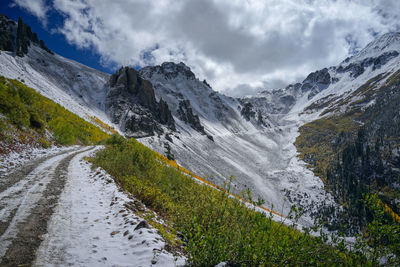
16,17,53,57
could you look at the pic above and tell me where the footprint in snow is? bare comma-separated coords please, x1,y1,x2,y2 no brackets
110,231,120,236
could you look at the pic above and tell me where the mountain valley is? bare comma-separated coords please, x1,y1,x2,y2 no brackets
1,13,400,266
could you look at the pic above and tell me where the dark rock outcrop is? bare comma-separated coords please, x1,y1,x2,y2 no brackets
134,220,150,231
16,17,53,57
0,15,16,52
279,95,296,107
301,68,332,100
158,98,175,128
239,102,270,127
109,67,157,112
371,51,399,70
203,79,211,88
337,51,399,78
240,102,256,121
257,111,270,127
177,99,206,135
105,67,175,137
303,68,331,87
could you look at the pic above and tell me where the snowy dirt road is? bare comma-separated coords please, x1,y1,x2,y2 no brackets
0,146,185,267
0,146,91,266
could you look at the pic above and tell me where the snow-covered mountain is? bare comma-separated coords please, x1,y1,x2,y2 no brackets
136,32,400,223
0,15,115,132
243,32,400,121
137,63,334,224
1,15,400,225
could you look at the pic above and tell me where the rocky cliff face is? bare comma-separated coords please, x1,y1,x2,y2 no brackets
0,15,52,56
16,17,52,57
105,67,175,137
139,62,248,137
337,51,399,78
301,68,332,99
144,62,196,81
0,15,16,52
177,99,206,134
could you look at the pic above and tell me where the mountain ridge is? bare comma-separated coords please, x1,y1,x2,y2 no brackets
1,16,400,227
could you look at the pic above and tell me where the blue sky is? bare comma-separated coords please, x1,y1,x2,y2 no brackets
0,1,113,74
2,1,400,96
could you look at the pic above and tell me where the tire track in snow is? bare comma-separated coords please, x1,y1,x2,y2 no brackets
0,146,78,193
0,146,93,267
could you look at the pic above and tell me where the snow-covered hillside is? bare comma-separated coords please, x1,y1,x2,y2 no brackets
245,32,400,121
0,46,117,130
0,15,116,132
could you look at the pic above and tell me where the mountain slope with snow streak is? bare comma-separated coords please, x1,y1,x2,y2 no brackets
138,63,334,225
139,33,400,224
0,45,117,132
1,14,400,226
245,32,400,122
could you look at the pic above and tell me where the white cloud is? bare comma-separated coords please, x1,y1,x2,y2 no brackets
15,0,400,96
13,0,49,25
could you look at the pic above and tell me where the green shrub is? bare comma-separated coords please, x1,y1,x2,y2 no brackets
106,134,126,146
28,108,44,130
49,117,75,145
356,193,400,265
8,103,30,128
39,137,51,148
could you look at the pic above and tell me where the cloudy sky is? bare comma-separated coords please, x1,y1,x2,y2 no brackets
8,0,400,96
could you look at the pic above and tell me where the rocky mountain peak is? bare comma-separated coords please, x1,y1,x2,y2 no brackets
362,32,400,54
109,66,157,113
106,66,175,137
139,61,196,81
342,32,400,66
301,68,333,99
303,68,331,86
160,61,196,80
